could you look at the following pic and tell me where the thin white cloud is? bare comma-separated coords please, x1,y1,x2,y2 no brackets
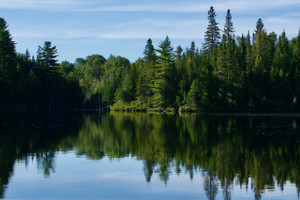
0,0,86,10
12,28,98,39
1,0,299,12
5,0,299,41
94,18,206,39
11,16,299,40
11,18,207,40
81,0,300,13
265,17,300,34
285,12,300,17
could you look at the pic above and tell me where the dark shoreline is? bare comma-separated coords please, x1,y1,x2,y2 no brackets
1,107,300,117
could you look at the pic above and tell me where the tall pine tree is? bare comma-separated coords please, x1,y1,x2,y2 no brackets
223,9,234,44
37,41,58,67
253,18,265,42
151,36,175,108
143,38,156,64
0,17,17,104
255,18,265,35
203,6,221,53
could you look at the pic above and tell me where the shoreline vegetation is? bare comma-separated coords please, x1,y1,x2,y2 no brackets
0,6,299,113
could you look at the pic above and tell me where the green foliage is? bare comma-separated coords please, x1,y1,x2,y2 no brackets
151,36,177,109
255,18,265,35
186,79,201,109
273,31,291,73
203,6,221,53
223,9,234,44
143,38,156,64
0,13,299,112
37,41,58,67
136,59,152,104
0,17,17,104
117,64,137,103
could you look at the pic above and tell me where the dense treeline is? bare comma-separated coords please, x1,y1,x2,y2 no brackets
0,6,299,112
0,17,83,110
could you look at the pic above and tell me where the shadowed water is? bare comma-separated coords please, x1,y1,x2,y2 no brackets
0,112,299,199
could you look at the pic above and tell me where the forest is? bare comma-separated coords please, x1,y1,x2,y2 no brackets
0,6,299,112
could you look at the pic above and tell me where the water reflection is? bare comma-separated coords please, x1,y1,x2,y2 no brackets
0,112,299,199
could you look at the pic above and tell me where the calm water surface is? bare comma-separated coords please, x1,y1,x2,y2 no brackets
0,112,299,200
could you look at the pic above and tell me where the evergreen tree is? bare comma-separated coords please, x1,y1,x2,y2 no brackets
223,9,234,44
175,45,188,105
136,39,157,105
136,60,152,103
143,38,156,64
271,31,293,108
186,79,201,109
25,49,30,61
237,34,251,109
188,41,196,58
186,41,198,84
237,34,247,72
245,31,254,71
253,31,276,73
0,17,17,104
273,31,291,73
37,41,58,67
203,6,221,53
255,18,265,35
175,45,183,60
291,30,300,110
253,18,265,42
151,36,175,108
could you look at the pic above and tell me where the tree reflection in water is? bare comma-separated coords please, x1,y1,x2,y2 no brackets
0,112,299,199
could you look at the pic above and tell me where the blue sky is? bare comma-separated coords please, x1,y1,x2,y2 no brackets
1,0,300,63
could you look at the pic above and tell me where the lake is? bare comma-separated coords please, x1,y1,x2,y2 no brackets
0,112,299,200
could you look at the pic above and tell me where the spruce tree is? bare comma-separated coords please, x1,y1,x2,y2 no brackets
272,31,293,107
151,36,175,108
255,18,265,34
0,17,17,104
273,31,291,73
203,6,221,53
175,45,183,60
143,38,156,64
223,9,234,44
156,36,174,73
25,49,30,61
140,39,156,104
186,79,201,109
245,31,253,71
37,41,58,67
189,41,196,57
291,30,300,110
253,18,265,42
136,60,152,103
